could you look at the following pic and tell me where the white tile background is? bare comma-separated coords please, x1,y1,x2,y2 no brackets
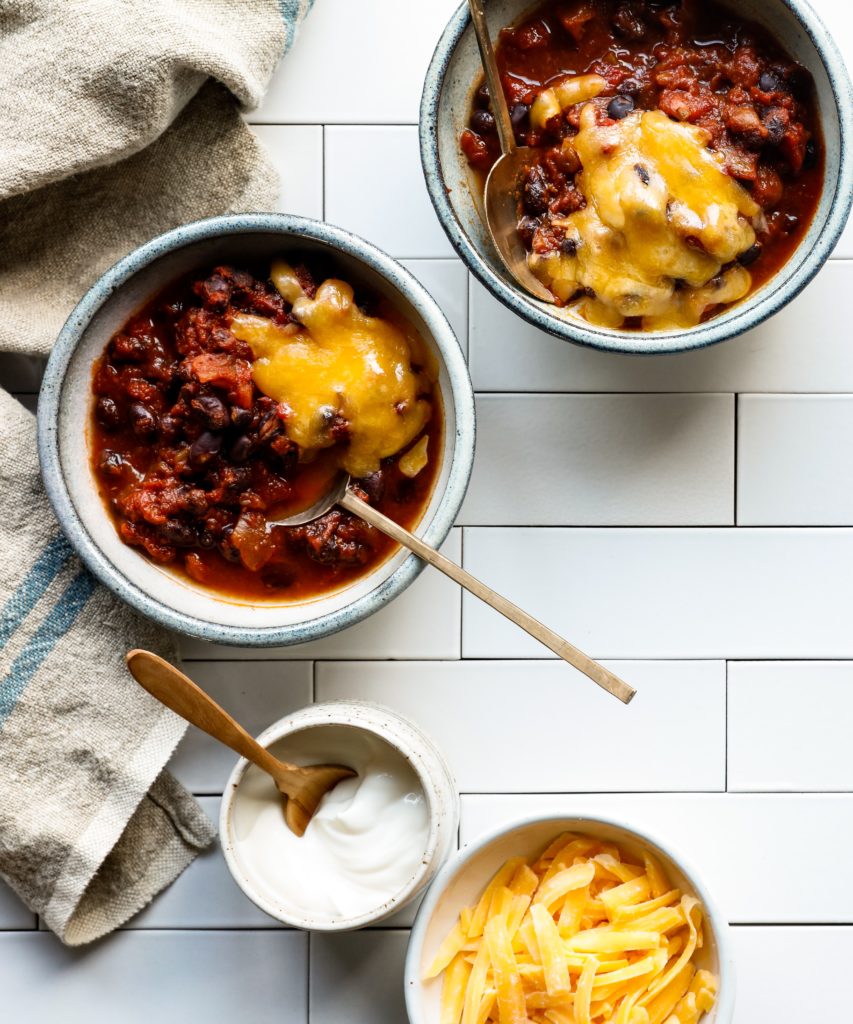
3,0,853,1019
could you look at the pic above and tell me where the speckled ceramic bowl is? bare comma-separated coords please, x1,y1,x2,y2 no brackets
38,214,475,646
421,0,853,354
405,814,735,1024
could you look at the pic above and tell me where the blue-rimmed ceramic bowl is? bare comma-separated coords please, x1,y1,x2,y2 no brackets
421,0,853,355
405,814,735,1024
38,215,475,646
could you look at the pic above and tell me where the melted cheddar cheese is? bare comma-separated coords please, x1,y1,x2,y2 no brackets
230,262,431,479
529,105,761,330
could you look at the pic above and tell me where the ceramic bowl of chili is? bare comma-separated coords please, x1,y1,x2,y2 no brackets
421,0,853,354
37,214,475,647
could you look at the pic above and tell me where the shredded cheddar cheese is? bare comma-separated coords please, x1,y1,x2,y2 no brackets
230,261,432,478
529,105,761,330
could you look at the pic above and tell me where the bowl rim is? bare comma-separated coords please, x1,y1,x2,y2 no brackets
420,0,853,356
37,213,476,646
218,699,459,931
404,812,736,1023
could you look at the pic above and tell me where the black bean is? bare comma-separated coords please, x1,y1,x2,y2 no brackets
161,520,197,547
229,434,253,462
95,396,123,431
219,525,241,564
258,411,282,442
471,109,496,135
99,451,126,477
560,237,579,257
358,471,386,505
129,402,158,439
617,78,642,95
198,531,216,550
608,95,635,120
759,71,781,93
231,405,253,429
189,431,222,468
191,393,229,430
517,215,540,247
634,163,651,185
737,242,763,266
510,103,529,135
803,138,818,170
476,82,490,106
523,165,550,215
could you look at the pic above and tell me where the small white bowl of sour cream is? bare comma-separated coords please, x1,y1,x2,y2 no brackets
219,700,459,930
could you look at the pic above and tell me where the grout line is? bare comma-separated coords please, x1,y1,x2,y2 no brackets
733,394,740,525
190,788,853,797
321,124,326,222
459,527,465,660
725,660,729,793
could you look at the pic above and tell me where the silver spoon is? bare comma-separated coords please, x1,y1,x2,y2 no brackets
267,475,636,705
467,0,556,305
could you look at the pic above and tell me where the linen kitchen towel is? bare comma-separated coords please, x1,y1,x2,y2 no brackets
0,0,312,944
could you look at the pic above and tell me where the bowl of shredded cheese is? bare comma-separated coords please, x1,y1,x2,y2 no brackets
405,815,734,1024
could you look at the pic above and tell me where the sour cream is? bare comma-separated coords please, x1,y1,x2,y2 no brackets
230,725,430,922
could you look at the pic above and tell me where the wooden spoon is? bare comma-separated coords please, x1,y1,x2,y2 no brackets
126,649,356,837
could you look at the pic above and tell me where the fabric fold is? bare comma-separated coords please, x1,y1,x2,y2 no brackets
0,0,313,943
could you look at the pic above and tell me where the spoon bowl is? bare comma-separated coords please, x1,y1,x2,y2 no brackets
125,649,355,836
467,0,556,305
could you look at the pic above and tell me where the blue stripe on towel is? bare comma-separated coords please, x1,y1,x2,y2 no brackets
278,0,313,50
0,534,74,650
0,570,96,728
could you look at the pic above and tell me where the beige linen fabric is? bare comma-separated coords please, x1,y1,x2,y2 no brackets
0,0,312,944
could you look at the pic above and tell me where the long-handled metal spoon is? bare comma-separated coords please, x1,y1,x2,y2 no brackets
267,477,636,704
126,649,356,836
467,0,556,305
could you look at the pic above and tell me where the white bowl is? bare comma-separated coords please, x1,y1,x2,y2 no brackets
38,214,476,646
405,814,735,1023
219,700,459,931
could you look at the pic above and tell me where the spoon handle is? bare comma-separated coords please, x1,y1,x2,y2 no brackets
467,0,516,156
340,492,636,705
125,650,300,780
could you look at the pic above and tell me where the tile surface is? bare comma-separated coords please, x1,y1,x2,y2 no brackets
317,660,726,792
0,931,307,1023
460,394,735,525
311,930,408,1024
251,124,324,219
728,662,853,791
462,527,853,659
738,395,853,524
325,126,454,258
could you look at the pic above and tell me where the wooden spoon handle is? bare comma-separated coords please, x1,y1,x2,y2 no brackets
125,650,299,781
467,0,516,156
340,492,636,705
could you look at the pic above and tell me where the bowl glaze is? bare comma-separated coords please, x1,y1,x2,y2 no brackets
38,214,475,646
421,0,853,354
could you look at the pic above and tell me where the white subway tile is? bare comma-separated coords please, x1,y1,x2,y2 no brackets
180,529,462,661
738,395,853,524
168,662,312,794
128,798,277,929
325,126,454,258
728,662,853,791
469,263,853,393
250,125,324,219
461,794,853,922
462,527,853,659
316,661,725,792
733,926,853,1021
399,259,469,358
310,930,408,1024
460,394,734,526
0,931,307,1023
252,0,460,124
